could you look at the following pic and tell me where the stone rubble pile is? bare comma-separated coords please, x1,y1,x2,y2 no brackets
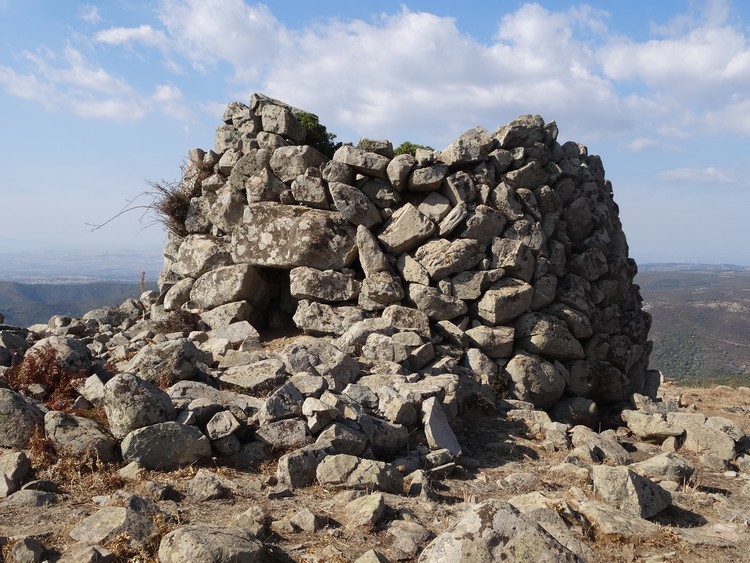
2,95,747,561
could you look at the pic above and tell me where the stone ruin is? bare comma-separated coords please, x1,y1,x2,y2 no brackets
6,95,750,563
155,92,660,413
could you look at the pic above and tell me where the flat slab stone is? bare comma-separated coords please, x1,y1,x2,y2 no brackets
232,202,357,269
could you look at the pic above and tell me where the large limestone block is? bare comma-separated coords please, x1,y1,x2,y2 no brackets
592,465,671,518
232,202,357,269
377,204,436,255
261,104,306,142
190,264,266,310
121,421,211,470
504,351,566,409
476,278,534,325
333,145,390,178
269,145,328,182
328,182,382,228
418,500,578,562
439,126,495,167
409,163,449,191
290,266,360,302
408,284,467,321
414,239,485,281
422,397,461,456
514,312,585,361
103,373,177,439
293,300,366,336
357,224,392,277
0,389,43,449
159,525,263,563
170,235,233,278
316,454,403,493
44,410,117,462
465,325,514,358
490,238,535,282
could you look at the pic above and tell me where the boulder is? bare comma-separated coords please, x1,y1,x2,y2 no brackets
418,500,578,562
103,373,176,439
121,421,211,471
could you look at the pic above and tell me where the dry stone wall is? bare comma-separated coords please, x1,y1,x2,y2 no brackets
156,92,659,409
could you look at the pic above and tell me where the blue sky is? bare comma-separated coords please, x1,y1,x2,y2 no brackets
1,0,749,265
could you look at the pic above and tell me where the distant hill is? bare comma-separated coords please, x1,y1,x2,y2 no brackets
639,263,748,273
0,281,150,327
637,269,750,381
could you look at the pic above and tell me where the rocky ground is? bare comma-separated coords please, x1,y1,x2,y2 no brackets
1,304,749,562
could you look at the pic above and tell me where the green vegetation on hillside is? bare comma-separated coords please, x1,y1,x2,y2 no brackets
637,270,750,381
0,281,151,327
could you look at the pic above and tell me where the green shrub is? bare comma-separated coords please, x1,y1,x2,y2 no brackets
394,141,433,156
296,111,340,158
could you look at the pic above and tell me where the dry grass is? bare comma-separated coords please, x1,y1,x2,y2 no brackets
6,345,87,413
152,309,202,334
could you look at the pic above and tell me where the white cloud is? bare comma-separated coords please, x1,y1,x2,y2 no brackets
79,5,102,25
657,166,737,184
627,137,658,151
0,46,185,122
95,25,169,48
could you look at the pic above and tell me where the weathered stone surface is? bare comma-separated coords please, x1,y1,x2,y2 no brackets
121,421,211,470
621,410,685,442
422,397,461,456
333,145,390,179
103,373,176,439
170,235,233,278
290,266,360,302
377,204,436,255
269,145,328,182
414,239,485,281
189,264,266,310
504,351,566,409
439,126,494,167
0,389,43,449
125,338,207,385
0,450,30,498
387,153,415,191
514,312,585,361
464,325,514,358
158,525,263,563
69,506,156,547
356,224,392,277
476,278,534,325
232,203,357,269
629,452,695,483
409,163,449,192
277,442,334,488
316,454,403,493
490,238,535,282
329,181,382,228
591,465,671,518
343,492,386,528
573,499,659,539
44,410,117,462
261,104,306,142
293,300,366,336
418,500,578,562
407,284,467,321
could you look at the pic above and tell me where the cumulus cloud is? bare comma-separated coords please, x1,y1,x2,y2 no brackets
3,0,750,145
657,166,738,184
